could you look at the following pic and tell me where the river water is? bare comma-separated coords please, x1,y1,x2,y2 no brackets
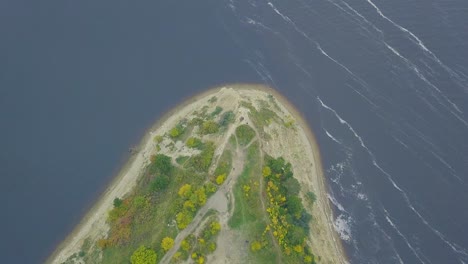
1,1,467,263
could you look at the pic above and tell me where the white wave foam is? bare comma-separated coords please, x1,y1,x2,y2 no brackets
357,193,368,201
327,193,347,213
334,214,352,242
318,97,468,258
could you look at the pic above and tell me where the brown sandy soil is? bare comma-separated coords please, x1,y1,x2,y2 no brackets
48,86,347,264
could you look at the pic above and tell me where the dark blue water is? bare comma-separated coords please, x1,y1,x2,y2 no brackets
1,0,467,263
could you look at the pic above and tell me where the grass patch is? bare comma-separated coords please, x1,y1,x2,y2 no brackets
235,124,256,146
228,142,261,228
186,142,215,172
228,142,279,263
214,148,233,177
176,156,189,166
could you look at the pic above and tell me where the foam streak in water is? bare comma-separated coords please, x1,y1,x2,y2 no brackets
317,97,468,260
365,0,468,92
383,208,429,264
268,1,374,96
324,128,343,145
334,0,466,120
384,44,468,127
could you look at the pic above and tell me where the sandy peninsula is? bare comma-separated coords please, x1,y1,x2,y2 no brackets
47,85,347,264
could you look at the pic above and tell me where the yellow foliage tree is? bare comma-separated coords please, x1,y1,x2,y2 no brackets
243,185,251,196
210,221,221,235
215,174,226,185
176,211,193,229
161,237,174,252
178,184,192,198
183,200,195,212
130,245,157,264
293,244,303,254
195,187,207,206
172,251,182,261
304,255,314,263
181,239,191,251
251,241,263,252
262,166,271,177
208,242,217,252
198,256,205,264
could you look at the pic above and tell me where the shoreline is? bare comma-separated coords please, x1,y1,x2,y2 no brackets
46,88,222,263
47,84,348,263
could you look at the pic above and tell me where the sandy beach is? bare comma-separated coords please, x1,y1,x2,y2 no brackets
47,85,347,264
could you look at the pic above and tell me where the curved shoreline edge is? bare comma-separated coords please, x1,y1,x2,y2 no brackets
47,84,348,263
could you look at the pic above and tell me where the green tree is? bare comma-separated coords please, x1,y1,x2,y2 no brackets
130,245,157,264
150,175,170,192
284,177,300,195
287,225,307,245
286,195,304,219
113,198,123,208
149,154,173,175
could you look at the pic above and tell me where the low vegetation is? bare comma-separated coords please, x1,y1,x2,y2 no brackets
235,124,256,146
173,216,222,263
240,100,282,128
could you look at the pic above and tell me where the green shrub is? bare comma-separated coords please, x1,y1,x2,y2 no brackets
153,135,163,144
113,198,123,208
209,106,223,119
219,111,235,127
169,122,186,140
306,191,317,205
201,121,219,135
208,96,217,103
186,137,203,149
150,175,170,192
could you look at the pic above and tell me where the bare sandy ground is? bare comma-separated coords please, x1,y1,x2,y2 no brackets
47,85,347,264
